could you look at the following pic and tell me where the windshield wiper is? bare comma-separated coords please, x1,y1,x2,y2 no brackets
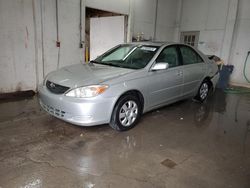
90,60,99,64
105,63,124,68
105,62,135,69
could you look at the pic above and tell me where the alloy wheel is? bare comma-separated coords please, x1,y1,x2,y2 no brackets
200,83,209,100
119,100,138,127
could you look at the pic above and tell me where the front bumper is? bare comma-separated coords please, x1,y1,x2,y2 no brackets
38,85,116,126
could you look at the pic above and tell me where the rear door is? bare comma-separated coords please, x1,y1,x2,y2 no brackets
178,45,206,97
147,45,183,108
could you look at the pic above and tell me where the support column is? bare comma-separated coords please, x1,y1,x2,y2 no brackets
220,0,239,64
127,0,135,42
173,0,183,42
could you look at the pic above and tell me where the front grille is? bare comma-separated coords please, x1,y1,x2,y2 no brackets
46,80,70,94
41,102,66,118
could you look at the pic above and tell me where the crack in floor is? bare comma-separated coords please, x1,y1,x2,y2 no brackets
25,156,98,178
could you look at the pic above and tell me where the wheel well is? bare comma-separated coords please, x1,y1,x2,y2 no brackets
116,90,144,111
203,77,213,89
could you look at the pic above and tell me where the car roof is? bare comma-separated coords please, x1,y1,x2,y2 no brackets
128,41,177,47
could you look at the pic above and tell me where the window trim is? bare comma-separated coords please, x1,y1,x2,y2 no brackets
177,44,204,66
153,45,181,68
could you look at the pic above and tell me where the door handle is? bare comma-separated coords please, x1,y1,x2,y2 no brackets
177,71,183,76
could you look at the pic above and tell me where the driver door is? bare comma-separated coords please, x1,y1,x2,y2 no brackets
147,46,183,108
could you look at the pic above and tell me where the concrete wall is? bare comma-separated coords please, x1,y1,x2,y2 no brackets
41,0,84,74
87,0,250,86
178,0,250,86
133,0,157,40
180,0,229,57
0,0,84,93
229,0,250,86
133,0,179,41
85,0,130,15
90,16,125,60
0,0,180,93
155,0,180,41
0,0,37,93
1,0,249,93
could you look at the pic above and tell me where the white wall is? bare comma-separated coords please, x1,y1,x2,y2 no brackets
230,0,250,85
1,0,248,93
39,0,84,81
90,16,125,60
86,0,130,15
178,0,250,86
180,0,229,56
133,0,157,40
0,0,181,94
0,0,84,93
86,0,180,42
0,0,36,93
155,0,180,41
86,0,179,46
133,0,179,41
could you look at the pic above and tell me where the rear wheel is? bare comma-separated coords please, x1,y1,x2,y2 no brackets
109,95,142,131
195,81,211,102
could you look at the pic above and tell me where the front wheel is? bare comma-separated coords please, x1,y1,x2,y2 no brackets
109,95,142,131
195,81,210,102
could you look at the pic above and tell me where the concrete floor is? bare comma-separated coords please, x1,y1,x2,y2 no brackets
0,90,249,188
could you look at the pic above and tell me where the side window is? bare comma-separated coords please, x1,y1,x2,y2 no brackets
180,46,203,65
156,47,179,68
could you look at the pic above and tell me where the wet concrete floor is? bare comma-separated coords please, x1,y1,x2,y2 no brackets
0,90,249,188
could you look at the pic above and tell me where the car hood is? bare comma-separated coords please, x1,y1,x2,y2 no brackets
47,63,134,88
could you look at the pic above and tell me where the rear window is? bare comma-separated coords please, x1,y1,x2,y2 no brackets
180,46,203,65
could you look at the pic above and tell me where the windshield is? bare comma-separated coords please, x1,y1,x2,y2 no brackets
93,44,159,69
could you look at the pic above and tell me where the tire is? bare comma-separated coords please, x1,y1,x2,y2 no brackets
109,95,142,131
195,80,211,102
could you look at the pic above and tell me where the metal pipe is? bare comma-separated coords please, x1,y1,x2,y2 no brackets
32,0,39,90
40,0,45,78
127,0,134,42
228,0,240,65
55,0,59,43
55,0,60,70
153,0,158,41
79,0,83,48
174,0,183,42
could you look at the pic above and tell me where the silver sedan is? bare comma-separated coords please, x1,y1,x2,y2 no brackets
39,42,219,131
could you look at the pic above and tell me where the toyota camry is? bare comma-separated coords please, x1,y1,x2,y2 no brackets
39,42,219,131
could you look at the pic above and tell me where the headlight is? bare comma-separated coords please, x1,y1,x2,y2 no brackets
43,73,52,86
43,75,48,86
65,85,108,98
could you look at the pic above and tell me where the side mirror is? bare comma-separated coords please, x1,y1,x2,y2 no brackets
151,62,169,71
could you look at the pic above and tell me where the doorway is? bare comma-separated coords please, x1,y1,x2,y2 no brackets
85,7,128,61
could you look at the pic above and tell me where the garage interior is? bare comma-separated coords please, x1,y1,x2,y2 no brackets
0,0,250,187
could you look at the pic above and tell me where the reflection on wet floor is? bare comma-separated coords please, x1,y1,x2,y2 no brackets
0,89,249,188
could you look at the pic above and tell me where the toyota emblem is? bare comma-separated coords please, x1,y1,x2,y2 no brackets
50,82,56,88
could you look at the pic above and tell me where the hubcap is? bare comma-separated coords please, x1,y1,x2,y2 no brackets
119,100,138,127
200,83,209,100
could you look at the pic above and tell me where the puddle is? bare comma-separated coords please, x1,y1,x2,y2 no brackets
161,158,177,169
